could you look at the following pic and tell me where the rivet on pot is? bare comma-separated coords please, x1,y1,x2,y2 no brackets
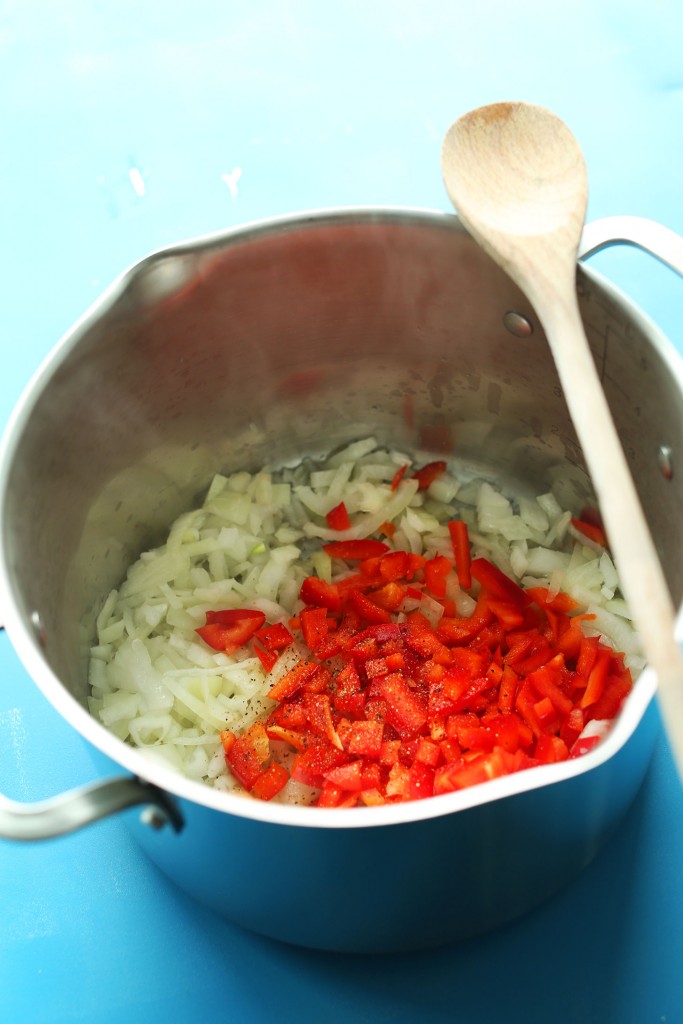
140,806,169,831
31,610,46,647
658,444,674,480
502,311,534,337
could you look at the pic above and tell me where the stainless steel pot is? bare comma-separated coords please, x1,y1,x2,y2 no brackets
0,209,681,953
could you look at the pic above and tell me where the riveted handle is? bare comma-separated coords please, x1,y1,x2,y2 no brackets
0,775,183,841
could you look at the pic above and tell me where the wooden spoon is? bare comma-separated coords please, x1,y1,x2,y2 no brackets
442,101,683,779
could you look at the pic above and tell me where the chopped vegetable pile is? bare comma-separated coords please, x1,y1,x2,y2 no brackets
89,438,642,807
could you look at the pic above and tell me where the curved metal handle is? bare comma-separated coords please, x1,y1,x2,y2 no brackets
580,215,683,279
0,775,183,841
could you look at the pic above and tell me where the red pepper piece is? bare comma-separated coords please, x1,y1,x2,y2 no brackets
303,692,343,749
267,700,307,730
413,460,447,491
378,672,428,737
347,719,384,758
414,736,441,767
225,722,270,791
323,539,390,560
560,706,585,748
254,621,295,651
470,558,531,607
525,586,580,615
300,576,341,612
588,672,632,721
534,734,570,764
368,582,405,611
326,501,351,531
219,729,236,756
349,589,393,625
254,644,279,672
434,748,507,793
324,760,367,792
580,646,612,709
448,520,472,589
423,554,451,599
571,517,608,549
290,742,350,788
265,724,309,751
527,662,574,716
196,608,266,653
576,634,600,679
300,607,330,651
391,464,408,491
358,555,384,580
497,664,519,714
267,660,319,702
250,762,289,801
485,599,526,630
332,661,365,716
408,760,435,800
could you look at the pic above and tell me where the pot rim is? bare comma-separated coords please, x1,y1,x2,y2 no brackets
0,204,678,830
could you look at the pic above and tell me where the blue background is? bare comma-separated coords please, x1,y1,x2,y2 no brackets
1,3,683,1021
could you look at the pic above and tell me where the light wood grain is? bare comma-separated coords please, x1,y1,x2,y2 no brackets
442,101,683,780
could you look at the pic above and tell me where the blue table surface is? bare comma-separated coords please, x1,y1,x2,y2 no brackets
2,3,683,1021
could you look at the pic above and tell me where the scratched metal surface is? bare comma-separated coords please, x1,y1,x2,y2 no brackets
1,3,683,1021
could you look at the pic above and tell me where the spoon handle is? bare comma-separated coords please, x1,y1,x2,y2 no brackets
539,279,683,775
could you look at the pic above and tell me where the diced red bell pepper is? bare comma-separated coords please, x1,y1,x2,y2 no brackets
265,723,309,751
324,759,367,792
527,662,574,715
423,554,451,599
498,664,519,714
571,517,608,549
332,661,365,716
378,550,408,581
196,608,266,653
414,736,441,767
588,672,632,721
350,589,393,625
323,539,390,560
290,742,350,788
368,582,405,611
448,520,472,589
254,644,279,672
580,646,611,709
267,660,319,702
408,760,435,800
225,722,271,790
391,464,408,491
534,734,570,764
267,700,307,729
254,621,295,651
470,558,531,607
300,576,342,612
300,607,330,651
303,692,343,749
576,634,600,678
250,761,289,801
326,501,351,531
526,586,580,615
413,460,447,491
346,719,384,758
378,672,428,736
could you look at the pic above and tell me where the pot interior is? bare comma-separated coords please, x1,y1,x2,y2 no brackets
2,211,683,705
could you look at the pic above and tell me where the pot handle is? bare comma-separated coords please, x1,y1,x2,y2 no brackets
579,215,683,278
0,775,183,841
